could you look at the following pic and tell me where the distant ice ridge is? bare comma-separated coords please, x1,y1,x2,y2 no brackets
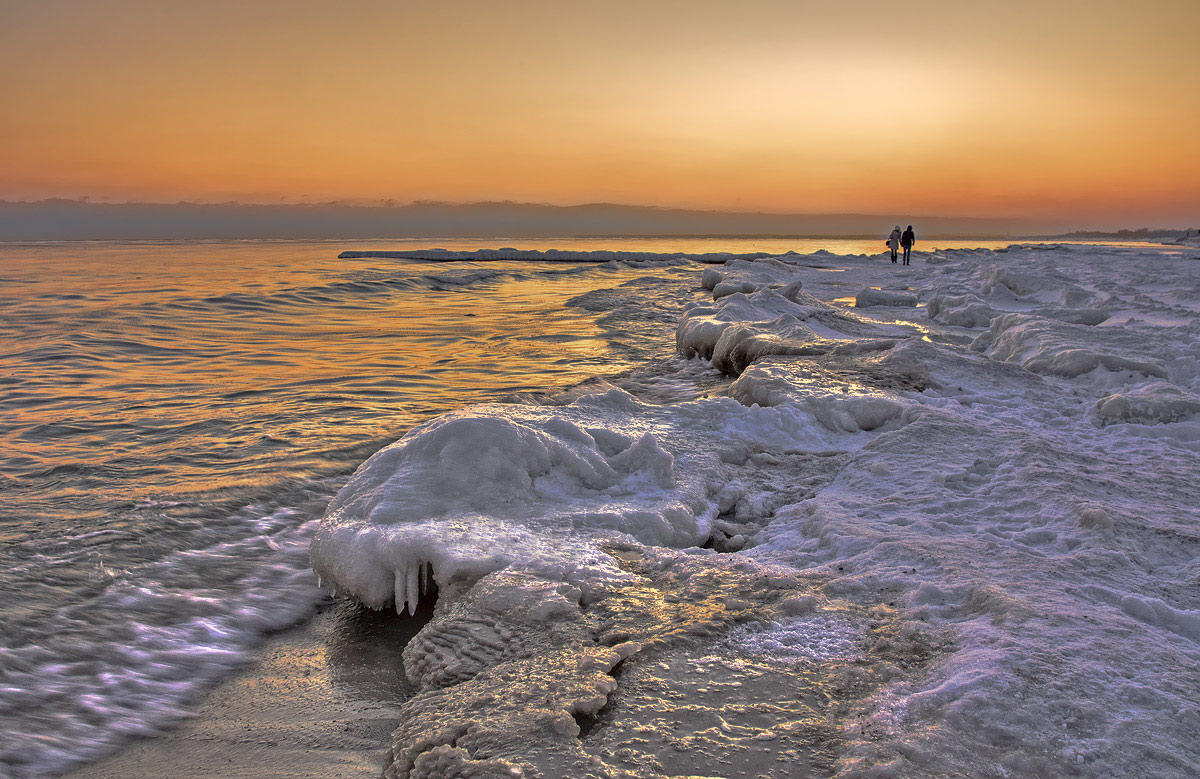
339,247,785,263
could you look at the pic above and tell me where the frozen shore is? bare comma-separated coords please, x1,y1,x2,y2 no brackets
314,244,1200,778
338,248,783,263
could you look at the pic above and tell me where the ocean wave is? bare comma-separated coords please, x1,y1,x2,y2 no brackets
0,506,324,779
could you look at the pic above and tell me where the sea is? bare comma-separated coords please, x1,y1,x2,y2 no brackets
0,235,1156,777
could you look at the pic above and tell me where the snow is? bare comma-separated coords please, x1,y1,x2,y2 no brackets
312,242,1200,777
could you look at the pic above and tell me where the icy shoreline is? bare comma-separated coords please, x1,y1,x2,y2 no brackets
338,248,785,263
313,244,1200,778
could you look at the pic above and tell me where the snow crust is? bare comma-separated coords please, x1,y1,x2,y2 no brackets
312,242,1200,777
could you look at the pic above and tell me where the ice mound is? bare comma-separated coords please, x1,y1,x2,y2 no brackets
868,337,1054,402
972,313,1168,379
981,263,1077,300
677,287,897,375
711,279,761,299
310,396,707,612
1094,381,1200,425
311,385,897,614
926,293,1001,328
854,287,917,308
729,360,907,432
699,257,811,297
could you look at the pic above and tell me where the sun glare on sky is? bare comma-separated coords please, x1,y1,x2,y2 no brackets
1,0,1197,225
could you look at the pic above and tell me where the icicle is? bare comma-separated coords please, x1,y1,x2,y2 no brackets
407,564,420,615
394,566,407,616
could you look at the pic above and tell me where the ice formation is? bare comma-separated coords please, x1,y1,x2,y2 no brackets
312,242,1200,777
854,287,917,308
309,384,900,616
339,248,785,263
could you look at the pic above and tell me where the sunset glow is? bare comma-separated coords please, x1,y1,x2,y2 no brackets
2,0,1197,225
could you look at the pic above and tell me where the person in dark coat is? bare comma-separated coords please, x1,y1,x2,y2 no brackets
901,225,915,265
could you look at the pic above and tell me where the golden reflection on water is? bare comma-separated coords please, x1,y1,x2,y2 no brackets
0,241,689,523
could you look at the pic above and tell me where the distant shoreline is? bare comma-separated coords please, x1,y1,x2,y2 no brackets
0,199,1052,242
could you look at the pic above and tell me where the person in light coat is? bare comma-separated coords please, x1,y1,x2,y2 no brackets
887,225,902,263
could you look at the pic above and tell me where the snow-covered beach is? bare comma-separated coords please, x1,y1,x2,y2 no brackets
313,242,1200,778
3,239,1198,778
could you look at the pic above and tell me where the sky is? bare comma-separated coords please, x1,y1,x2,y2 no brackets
1,0,1198,227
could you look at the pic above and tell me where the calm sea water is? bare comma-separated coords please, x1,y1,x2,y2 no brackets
0,239,692,776
0,235,1118,776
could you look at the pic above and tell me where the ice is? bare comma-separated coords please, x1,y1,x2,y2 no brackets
854,287,917,308
974,312,1168,379
310,387,892,613
339,248,781,263
926,292,1001,327
1094,380,1200,425
722,612,863,661
676,286,899,375
700,258,812,300
729,360,906,431
312,242,1200,777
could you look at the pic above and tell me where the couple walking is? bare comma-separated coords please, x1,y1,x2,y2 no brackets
887,225,915,265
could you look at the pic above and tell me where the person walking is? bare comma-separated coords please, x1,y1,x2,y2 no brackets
901,225,915,265
887,225,901,263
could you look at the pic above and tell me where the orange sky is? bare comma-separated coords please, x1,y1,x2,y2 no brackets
2,0,1197,225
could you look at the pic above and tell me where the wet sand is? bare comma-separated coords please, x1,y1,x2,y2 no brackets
66,600,429,779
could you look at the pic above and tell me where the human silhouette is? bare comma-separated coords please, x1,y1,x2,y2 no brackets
887,225,901,263
901,225,915,265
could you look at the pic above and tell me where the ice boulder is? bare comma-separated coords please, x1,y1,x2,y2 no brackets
926,293,1001,328
1094,382,1200,425
310,392,719,613
972,314,1167,380
712,280,759,299
703,259,808,301
678,287,896,375
730,360,907,432
855,288,918,308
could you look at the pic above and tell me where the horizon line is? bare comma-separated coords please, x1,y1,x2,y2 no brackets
0,197,1054,224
